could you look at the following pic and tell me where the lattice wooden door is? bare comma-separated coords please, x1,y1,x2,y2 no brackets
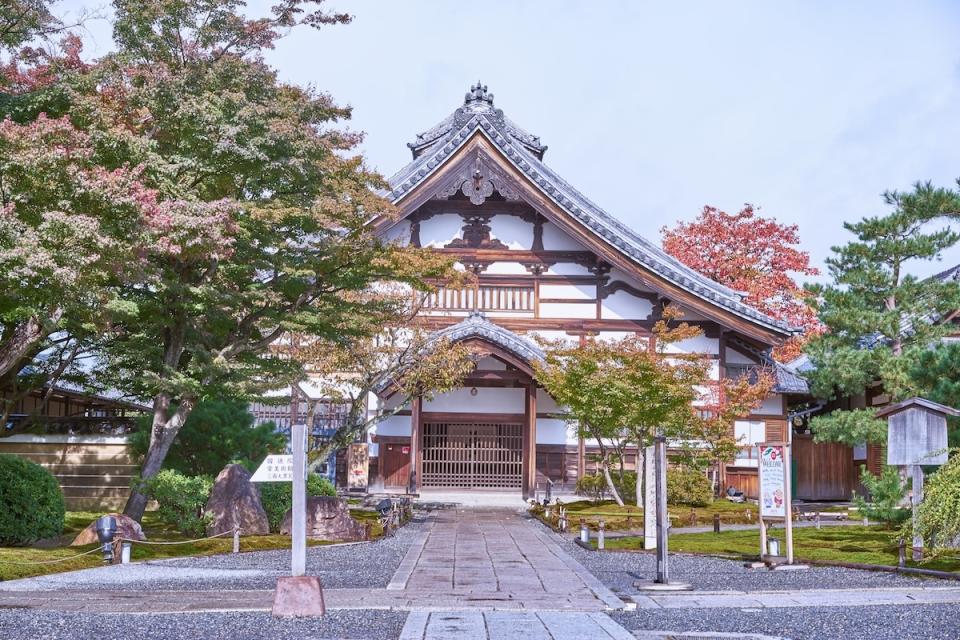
421,421,523,489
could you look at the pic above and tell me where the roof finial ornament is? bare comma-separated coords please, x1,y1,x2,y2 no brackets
465,81,494,107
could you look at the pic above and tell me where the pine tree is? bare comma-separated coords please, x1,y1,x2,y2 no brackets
807,181,960,444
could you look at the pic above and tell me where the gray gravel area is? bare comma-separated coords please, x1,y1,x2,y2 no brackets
612,604,960,640
0,515,428,592
0,609,407,640
554,526,938,593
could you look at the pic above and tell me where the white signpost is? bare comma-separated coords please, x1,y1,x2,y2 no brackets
758,442,794,565
251,454,294,482
643,444,657,551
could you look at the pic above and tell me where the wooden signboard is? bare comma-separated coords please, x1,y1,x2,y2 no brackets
347,443,369,491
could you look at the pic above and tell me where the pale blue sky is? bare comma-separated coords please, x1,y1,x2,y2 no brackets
68,0,960,281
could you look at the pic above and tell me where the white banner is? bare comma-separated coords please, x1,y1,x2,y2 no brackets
759,444,787,519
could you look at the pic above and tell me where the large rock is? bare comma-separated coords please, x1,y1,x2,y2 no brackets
280,496,369,542
71,514,145,546
205,464,270,536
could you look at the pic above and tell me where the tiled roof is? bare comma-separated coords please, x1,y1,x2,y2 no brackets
430,312,545,365
385,83,794,338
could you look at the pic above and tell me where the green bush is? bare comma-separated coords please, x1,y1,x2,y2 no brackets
666,467,712,507
853,465,909,529
142,469,213,537
912,453,960,552
574,473,607,501
259,474,337,533
0,454,65,545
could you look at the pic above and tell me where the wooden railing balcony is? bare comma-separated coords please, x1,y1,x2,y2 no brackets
423,284,535,314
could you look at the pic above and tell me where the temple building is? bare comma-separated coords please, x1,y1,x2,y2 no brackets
361,83,804,500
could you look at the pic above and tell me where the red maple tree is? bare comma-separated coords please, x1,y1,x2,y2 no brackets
661,204,821,361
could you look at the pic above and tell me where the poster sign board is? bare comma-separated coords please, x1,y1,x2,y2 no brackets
347,443,369,491
251,454,294,482
759,444,787,519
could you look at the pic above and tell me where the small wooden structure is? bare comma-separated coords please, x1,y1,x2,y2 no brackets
878,397,960,560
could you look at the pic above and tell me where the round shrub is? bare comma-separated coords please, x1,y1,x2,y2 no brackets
0,454,66,545
259,474,337,533
667,467,712,507
142,469,213,537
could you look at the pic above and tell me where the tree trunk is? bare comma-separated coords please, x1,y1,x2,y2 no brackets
601,455,624,507
0,310,62,379
123,395,196,521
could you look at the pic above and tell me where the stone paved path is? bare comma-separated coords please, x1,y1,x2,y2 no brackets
399,610,635,640
388,509,624,611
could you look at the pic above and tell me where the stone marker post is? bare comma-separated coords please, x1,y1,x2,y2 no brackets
644,444,657,551
654,435,669,583
291,422,306,577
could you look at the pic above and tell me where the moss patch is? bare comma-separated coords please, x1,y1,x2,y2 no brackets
596,526,960,573
1,508,386,582
534,499,760,530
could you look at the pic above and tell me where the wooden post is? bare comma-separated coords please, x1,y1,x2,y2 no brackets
759,516,768,559
784,444,794,565
523,383,537,500
911,464,924,562
598,519,605,550
408,395,421,494
577,435,586,479
291,423,306,577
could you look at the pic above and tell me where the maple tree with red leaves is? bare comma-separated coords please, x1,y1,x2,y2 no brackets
661,204,821,361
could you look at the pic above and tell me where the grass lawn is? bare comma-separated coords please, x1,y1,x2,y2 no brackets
0,508,385,582
597,526,960,573
534,499,760,530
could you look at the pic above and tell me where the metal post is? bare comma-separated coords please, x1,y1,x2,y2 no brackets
654,435,669,584
291,423,307,577
911,465,924,562
580,518,589,544
815,511,821,530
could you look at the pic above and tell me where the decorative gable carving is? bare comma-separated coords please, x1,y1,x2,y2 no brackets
435,153,522,206
444,214,508,250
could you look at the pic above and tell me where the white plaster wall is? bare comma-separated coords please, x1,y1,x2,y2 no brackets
752,394,784,416
384,220,411,246
662,335,719,356
541,221,587,250
547,263,592,276
536,418,568,445
608,268,656,295
424,387,525,413
484,261,530,275
594,331,643,342
540,283,595,300
601,290,654,320
536,389,561,413
488,215,533,249
539,302,596,319
375,415,412,437
674,305,709,321
528,329,576,343
725,348,756,365
420,214,463,247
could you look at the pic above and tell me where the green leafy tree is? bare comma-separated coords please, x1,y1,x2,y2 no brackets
911,451,960,554
535,306,708,506
10,0,457,521
909,343,960,446
853,465,908,528
130,398,285,477
807,181,960,444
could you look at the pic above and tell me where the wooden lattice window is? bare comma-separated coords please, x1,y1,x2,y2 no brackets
421,421,523,489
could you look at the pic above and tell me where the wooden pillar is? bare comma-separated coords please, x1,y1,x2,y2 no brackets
409,395,422,495
523,383,537,500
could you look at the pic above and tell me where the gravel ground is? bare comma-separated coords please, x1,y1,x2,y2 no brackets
555,526,938,593
0,515,428,592
612,603,960,640
0,609,407,640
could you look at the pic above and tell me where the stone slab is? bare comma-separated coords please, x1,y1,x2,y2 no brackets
271,576,325,617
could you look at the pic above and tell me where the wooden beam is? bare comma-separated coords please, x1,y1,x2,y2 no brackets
409,395,422,494
523,383,537,500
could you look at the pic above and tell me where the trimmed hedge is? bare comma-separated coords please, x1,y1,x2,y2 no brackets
0,454,65,545
259,474,336,533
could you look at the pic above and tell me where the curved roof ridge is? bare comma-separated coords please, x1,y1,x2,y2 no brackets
431,312,545,364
